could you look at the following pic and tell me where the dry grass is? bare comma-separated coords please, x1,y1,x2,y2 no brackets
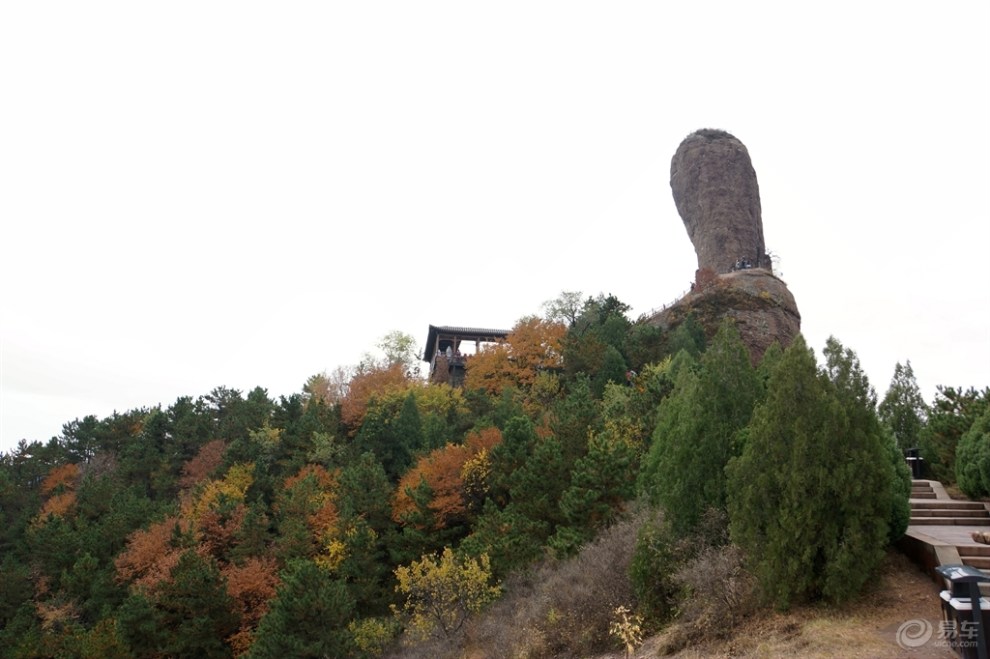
615,550,955,659
457,514,641,658
387,518,954,659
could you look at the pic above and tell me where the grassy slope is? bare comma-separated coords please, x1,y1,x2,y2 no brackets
604,550,955,659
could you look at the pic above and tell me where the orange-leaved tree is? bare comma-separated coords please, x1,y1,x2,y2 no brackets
464,317,566,395
393,427,502,530
178,439,227,490
339,362,411,433
34,463,81,522
115,515,192,591
275,465,344,569
223,555,280,655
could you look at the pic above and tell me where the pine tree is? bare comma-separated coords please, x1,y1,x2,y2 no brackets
551,430,637,554
727,336,897,608
956,407,990,498
247,559,356,658
878,361,928,450
639,320,760,535
919,386,990,484
154,550,240,658
591,345,628,398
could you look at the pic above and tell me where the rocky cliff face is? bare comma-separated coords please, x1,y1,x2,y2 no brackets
648,129,800,362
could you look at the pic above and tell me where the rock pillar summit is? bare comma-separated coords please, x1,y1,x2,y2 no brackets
648,129,801,362
671,129,768,275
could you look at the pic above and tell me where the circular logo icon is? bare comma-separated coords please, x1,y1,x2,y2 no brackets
896,619,934,649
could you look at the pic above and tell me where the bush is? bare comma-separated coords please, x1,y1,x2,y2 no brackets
956,407,990,498
465,513,641,658
628,511,688,625
653,544,757,655
727,336,897,608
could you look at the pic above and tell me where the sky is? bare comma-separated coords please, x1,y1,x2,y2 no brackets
2,2,988,453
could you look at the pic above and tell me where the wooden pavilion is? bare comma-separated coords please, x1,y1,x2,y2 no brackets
423,325,510,386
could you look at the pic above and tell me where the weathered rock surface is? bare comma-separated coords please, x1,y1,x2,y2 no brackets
648,129,801,361
670,129,767,275
647,270,801,363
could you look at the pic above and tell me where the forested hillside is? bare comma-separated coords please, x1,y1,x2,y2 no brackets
1,292,986,658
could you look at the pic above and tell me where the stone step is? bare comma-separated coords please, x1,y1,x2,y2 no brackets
962,556,990,570
910,492,937,499
912,509,990,518
910,517,990,526
958,545,990,557
912,501,987,510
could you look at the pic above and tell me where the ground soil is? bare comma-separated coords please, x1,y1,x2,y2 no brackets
600,550,957,658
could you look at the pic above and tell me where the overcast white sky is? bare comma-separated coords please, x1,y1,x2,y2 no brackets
2,2,988,453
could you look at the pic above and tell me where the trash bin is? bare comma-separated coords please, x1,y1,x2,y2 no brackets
906,448,925,479
935,564,990,659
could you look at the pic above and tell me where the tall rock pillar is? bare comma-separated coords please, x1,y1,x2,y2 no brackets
670,129,768,275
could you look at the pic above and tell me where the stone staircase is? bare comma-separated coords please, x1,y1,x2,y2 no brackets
911,480,937,499
958,543,990,573
901,479,990,593
910,480,990,526
911,500,990,526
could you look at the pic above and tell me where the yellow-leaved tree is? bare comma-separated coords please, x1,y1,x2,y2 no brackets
393,547,500,639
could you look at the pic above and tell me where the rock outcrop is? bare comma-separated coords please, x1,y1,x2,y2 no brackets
670,129,768,275
648,129,800,362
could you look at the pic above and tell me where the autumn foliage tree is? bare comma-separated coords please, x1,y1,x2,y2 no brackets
394,547,500,640
115,515,192,591
179,440,227,490
223,556,280,655
35,463,81,521
464,317,566,396
340,363,411,433
393,428,502,530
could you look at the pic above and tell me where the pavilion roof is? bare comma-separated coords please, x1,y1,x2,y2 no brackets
423,324,510,362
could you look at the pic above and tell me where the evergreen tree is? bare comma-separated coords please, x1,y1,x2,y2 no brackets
488,416,538,506
459,500,547,578
956,407,990,498
117,592,167,659
727,336,896,608
878,361,928,450
356,392,423,480
919,386,990,484
823,338,911,544
507,435,569,532
550,430,637,554
248,559,356,658
549,377,600,466
591,345,628,398
336,452,398,614
154,550,240,658
640,320,760,535
665,313,705,358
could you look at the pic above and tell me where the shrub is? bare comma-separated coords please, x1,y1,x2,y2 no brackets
466,513,641,657
956,407,990,498
628,511,688,625
727,336,897,608
656,544,757,655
